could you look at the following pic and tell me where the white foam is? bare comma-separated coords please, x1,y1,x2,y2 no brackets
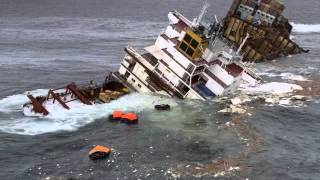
279,73,309,81
258,72,309,81
0,90,177,135
291,23,320,33
240,82,303,95
0,89,48,113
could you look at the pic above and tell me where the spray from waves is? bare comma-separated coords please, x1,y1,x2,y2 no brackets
0,90,177,135
0,89,48,113
291,23,320,33
239,82,303,95
257,72,309,81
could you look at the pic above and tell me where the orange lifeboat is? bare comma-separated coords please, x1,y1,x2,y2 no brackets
121,112,138,124
88,145,111,160
109,110,123,121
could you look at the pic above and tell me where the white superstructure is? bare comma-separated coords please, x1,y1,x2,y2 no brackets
114,10,261,100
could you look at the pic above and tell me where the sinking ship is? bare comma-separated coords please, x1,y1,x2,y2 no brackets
112,9,261,100
23,7,261,115
223,0,308,61
23,0,305,115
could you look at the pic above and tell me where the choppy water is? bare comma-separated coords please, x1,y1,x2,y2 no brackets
0,0,320,179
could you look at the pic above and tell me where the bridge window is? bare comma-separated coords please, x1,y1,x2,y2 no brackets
190,39,199,49
179,33,200,58
180,42,188,51
184,34,192,43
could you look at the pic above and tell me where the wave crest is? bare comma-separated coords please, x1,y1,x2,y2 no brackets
292,23,320,33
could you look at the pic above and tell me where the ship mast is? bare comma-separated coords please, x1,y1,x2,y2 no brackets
236,33,250,55
192,1,210,28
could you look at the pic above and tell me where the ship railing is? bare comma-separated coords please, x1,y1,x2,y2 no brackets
244,68,262,81
176,84,189,96
125,46,156,69
158,59,190,85
204,69,227,88
172,10,192,26
152,68,186,97
193,66,206,75
217,36,248,58
141,53,158,67
231,60,261,80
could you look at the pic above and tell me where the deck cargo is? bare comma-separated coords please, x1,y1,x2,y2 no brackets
223,0,308,62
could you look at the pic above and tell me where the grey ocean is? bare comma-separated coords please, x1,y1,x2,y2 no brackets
0,0,320,179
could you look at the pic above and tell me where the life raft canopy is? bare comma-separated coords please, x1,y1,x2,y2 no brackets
112,110,123,119
88,145,111,160
109,110,139,124
121,112,138,124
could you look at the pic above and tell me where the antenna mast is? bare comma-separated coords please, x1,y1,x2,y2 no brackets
236,33,250,55
192,1,210,28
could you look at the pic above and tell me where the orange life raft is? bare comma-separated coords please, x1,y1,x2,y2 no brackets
109,110,138,124
109,110,123,121
121,112,138,124
88,145,111,160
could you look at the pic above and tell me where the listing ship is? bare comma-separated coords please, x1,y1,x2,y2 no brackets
25,0,308,115
223,0,308,62
112,9,261,100
24,7,262,116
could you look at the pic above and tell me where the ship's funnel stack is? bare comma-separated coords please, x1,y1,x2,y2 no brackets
223,0,307,62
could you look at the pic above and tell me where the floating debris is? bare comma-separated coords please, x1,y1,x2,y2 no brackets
291,95,307,101
154,104,171,111
23,78,130,116
88,145,112,160
219,104,247,114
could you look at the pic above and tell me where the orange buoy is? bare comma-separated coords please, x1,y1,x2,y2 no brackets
109,110,123,121
88,145,111,160
121,112,138,124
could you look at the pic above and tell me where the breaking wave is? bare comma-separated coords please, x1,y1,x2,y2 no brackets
0,89,49,113
292,23,320,33
258,72,309,81
0,90,176,135
239,82,303,95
